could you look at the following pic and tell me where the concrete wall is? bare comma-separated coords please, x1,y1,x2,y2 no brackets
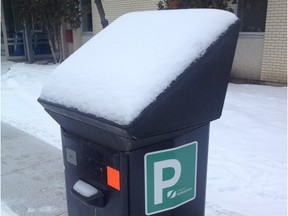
72,29,82,52
231,33,264,81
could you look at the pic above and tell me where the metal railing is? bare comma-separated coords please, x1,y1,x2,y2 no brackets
4,31,52,59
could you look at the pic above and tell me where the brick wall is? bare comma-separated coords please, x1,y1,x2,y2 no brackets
260,0,287,84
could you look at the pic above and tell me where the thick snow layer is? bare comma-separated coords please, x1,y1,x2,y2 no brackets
1,62,287,216
40,9,238,125
73,180,98,197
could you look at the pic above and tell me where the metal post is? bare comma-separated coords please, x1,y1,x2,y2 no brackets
94,0,109,29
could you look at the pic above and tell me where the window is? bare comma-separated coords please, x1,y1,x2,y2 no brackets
81,0,93,32
237,0,268,32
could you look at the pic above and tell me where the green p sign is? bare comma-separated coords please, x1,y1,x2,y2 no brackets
144,142,198,215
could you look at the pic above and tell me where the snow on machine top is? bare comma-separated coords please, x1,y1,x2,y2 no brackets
40,9,238,125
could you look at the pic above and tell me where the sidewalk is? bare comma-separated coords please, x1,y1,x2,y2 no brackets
1,123,68,216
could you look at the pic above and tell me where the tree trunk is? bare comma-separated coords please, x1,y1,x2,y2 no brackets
45,19,64,64
56,23,63,63
94,0,109,29
23,20,35,63
53,24,60,62
45,22,58,64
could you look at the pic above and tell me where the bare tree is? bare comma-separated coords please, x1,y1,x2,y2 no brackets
16,0,81,63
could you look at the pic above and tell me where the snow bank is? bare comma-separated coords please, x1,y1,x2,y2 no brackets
40,9,238,125
1,62,61,149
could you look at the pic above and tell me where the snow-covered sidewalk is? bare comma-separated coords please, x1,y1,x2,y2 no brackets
1,62,61,149
1,61,287,216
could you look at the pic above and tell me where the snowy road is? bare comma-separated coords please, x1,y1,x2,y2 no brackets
1,61,287,216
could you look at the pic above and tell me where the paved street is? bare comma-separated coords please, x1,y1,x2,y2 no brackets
1,123,68,216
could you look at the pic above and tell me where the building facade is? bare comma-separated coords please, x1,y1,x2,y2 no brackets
1,0,52,61
231,0,287,84
1,0,287,84
260,0,287,83
72,0,287,85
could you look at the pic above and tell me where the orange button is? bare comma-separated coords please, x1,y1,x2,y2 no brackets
107,166,120,191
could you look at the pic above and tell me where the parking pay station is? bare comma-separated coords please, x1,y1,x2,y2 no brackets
39,9,240,216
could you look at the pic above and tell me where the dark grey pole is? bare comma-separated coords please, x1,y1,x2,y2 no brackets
94,0,109,29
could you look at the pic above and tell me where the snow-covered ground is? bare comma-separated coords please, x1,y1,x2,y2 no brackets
1,61,287,216
1,61,61,149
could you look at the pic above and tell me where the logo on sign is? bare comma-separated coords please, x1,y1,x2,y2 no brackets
144,142,197,215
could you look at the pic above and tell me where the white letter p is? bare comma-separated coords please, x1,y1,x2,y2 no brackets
154,159,181,205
